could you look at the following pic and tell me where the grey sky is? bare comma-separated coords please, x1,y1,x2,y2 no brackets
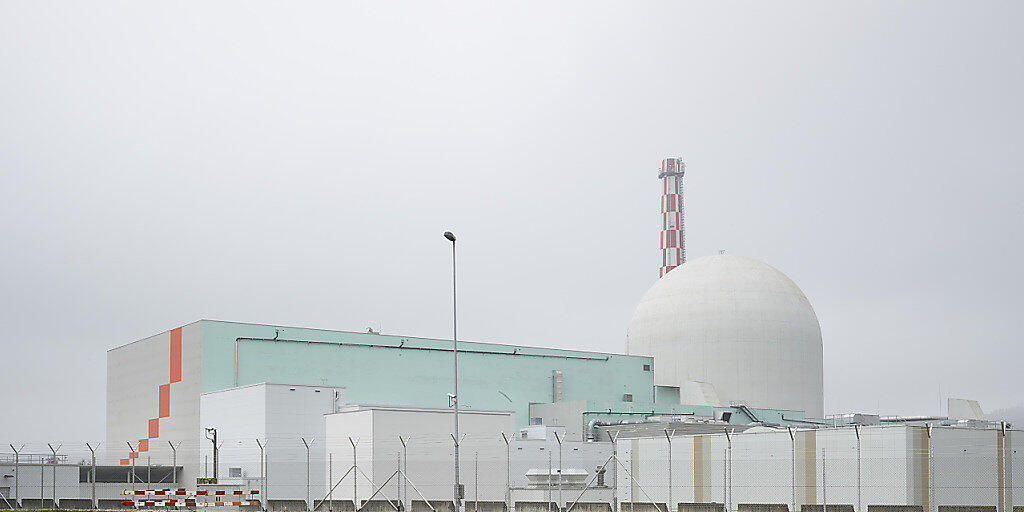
1,1,1022,444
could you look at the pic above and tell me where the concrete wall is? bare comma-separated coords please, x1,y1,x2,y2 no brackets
530,401,587,441
106,322,202,486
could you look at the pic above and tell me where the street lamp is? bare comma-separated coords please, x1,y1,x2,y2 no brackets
443,230,462,511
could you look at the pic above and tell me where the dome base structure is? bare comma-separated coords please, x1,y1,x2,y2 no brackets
626,254,824,419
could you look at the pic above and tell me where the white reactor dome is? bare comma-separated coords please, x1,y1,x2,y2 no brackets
626,254,824,418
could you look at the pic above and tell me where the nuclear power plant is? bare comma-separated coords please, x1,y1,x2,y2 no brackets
627,253,825,419
1,156,1016,512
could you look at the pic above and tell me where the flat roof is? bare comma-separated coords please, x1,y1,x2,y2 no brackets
200,381,346,396
330,404,514,416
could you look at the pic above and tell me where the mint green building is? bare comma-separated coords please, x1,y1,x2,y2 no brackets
106,319,816,476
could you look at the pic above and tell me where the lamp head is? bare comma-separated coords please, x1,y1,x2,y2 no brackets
443,231,456,242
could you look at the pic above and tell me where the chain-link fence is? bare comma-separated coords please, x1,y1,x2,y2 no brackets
1,426,1020,512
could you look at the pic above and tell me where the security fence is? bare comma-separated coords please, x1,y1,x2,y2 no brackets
1,425,1020,512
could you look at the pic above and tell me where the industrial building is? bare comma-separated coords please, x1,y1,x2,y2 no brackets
3,156,1013,511
104,319,822,488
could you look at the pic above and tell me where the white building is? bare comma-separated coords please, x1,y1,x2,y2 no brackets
199,382,345,508
615,424,1019,512
627,254,825,419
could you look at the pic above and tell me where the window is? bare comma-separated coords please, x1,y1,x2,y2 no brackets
228,467,242,478
623,394,633,402
643,364,651,371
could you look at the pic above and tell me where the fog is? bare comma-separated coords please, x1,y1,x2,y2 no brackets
1,1,1022,443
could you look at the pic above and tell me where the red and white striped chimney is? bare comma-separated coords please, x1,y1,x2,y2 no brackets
659,157,685,277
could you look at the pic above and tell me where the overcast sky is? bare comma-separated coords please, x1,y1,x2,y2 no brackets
1,1,1022,444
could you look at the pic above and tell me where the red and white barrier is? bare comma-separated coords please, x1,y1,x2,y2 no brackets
121,500,197,507
123,489,190,496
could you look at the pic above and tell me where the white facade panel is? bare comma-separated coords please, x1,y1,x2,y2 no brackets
199,382,344,506
612,426,1019,512
324,406,515,505
106,322,202,487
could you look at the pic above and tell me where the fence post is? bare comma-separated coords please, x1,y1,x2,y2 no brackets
147,455,151,490
302,437,315,512
168,441,179,487
609,432,619,512
42,447,46,508
555,432,563,512
48,443,62,508
821,448,826,512
255,440,265,511
788,428,795,512
400,436,410,512
475,452,479,512
127,441,137,496
723,431,732,512
86,443,99,509
10,444,23,508
854,426,861,512
548,452,553,512
350,437,358,511
263,439,271,510
501,433,511,512
926,425,933,512
665,430,674,512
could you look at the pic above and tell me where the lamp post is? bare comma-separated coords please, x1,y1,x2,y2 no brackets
443,230,462,512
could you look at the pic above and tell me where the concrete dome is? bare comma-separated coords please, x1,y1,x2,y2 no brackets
626,254,824,418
